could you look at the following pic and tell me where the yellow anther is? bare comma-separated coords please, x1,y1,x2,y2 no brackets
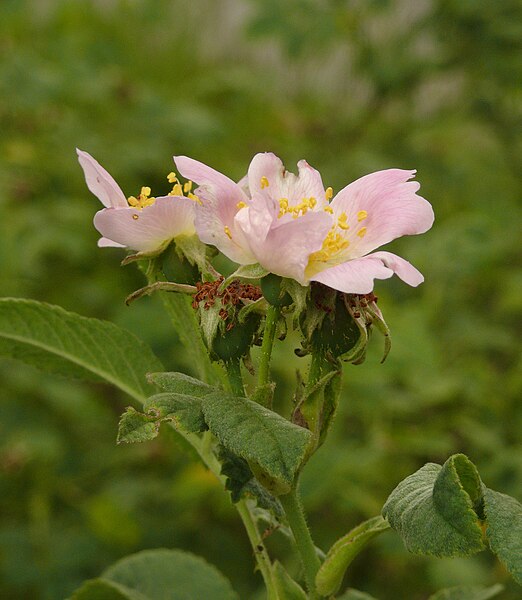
324,206,333,214
183,181,193,193
167,172,178,183
140,186,152,198
236,201,247,209
224,226,232,239
127,196,139,206
260,176,269,189
309,197,317,208
357,227,367,238
132,214,139,220
325,187,333,201
357,210,368,222
188,192,202,204
337,213,350,230
170,183,183,196
128,186,155,209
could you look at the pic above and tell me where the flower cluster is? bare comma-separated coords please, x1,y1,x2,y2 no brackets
77,149,434,294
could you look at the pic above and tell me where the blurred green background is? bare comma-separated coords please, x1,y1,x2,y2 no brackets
1,1,521,598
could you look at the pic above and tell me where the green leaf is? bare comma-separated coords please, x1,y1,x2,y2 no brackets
0,298,162,403
144,392,207,433
428,584,504,600
201,391,312,490
70,578,140,599
483,488,522,584
117,407,160,444
147,372,215,397
316,516,390,596
222,263,269,287
336,590,379,600
273,561,307,599
382,454,485,557
70,548,239,600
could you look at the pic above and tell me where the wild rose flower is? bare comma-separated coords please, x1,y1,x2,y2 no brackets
175,152,434,294
77,149,197,253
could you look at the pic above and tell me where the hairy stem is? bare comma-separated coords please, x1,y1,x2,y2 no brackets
257,304,280,391
280,483,322,599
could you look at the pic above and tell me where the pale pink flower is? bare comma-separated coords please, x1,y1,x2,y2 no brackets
175,152,434,294
77,149,196,253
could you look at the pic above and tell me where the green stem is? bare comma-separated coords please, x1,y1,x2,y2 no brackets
257,304,280,389
188,431,277,599
225,356,244,397
280,484,322,599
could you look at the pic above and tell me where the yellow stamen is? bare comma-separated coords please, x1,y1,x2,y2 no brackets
236,201,247,209
309,229,350,263
170,183,183,196
188,192,202,204
140,186,151,197
357,210,368,222
183,181,193,193
324,206,333,214
337,212,350,230
127,196,139,207
224,226,232,239
260,176,269,189
167,172,178,183
325,187,333,201
357,227,367,238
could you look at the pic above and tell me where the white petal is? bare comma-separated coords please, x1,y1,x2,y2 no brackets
76,149,128,208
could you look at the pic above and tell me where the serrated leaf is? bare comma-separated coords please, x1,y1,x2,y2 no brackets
273,561,307,599
71,548,239,600
0,298,162,403
382,455,485,557
147,372,215,397
202,391,312,489
428,584,504,600
117,407,160,444
483,487,522,584
316,516,390,596
144,392,207,433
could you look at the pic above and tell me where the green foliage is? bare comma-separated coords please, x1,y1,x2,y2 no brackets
2,0,522,597
272,561,307,600
382,455,485,556
202,391,312,492
117,407,160,444
71,548,239,600
0,298,161,402
316,516,390,596
144,393,207,433
483,489,522,584
147,371,215,397
428,584,504,600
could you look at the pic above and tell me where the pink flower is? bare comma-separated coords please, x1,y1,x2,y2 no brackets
175,152,434,294
77,149,197,253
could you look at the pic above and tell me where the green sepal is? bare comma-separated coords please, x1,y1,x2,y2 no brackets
221,263,269,288
161,239,201,285
260,273,292,307
201,391,312,493
315,516,390,596
272,561,307,600
280,278,310,327
483,488,522,584
382,454,485,557
428,584,504,600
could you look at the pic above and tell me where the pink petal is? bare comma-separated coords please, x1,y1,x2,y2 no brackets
239,209,333,284
369,251,424,287
93,196,196,253
310,256,394,294
247,153,328,210
76,149,128,208
194,187,256,265
98,237,125,248
174,155,248,205
330,169,434,257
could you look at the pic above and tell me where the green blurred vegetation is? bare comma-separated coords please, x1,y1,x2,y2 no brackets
1,0,521,598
